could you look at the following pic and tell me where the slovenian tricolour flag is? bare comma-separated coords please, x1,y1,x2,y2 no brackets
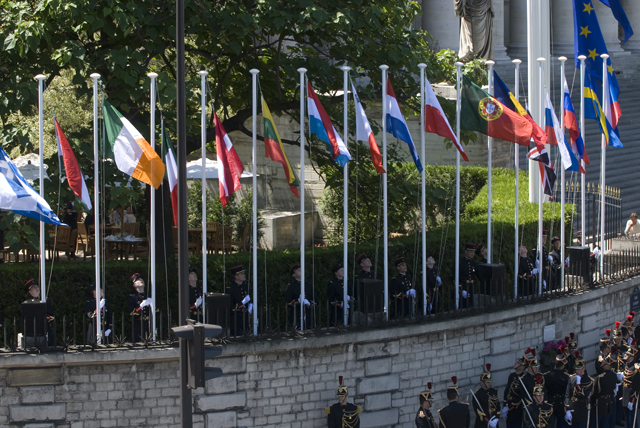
386,78,423,172
215,113,244,207
161,120,178,226
55,118,92,210
307,82,351,167
424,77,468,162
545,92,584,174
562,76,589,165
351,83,384,173
103,100,165,189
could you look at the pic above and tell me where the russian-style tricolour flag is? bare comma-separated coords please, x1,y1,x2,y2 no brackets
307,82,351,167
386,79,422,172
55,118,92,210
424,77,468,162
544,92,584,174
351,83,384,173
214,113,244,207
562,76,589,165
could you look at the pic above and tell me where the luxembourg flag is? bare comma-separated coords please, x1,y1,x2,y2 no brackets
545,92,584,174
54,118,92,210
386,78,422,172
307,82,351,167
351,83,384,173
562,76,589,165
215,113,244,207
424,77,468,162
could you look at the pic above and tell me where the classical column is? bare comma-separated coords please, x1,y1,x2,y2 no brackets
551,0,574,57
508,0,528,59
620,0,640,51
421,0,459,51
593,0,624,53
493,0,511,62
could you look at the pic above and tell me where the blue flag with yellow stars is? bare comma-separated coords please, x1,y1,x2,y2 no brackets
599,0,633,45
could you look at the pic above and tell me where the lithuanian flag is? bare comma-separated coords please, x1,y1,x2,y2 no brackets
103,100,165,189
262,97,299,198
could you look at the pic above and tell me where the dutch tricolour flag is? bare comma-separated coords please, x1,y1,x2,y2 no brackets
386,78,423,173
307,82,351,167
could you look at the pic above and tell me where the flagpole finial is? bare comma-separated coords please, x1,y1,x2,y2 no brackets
198,70,208,77
486,60,495,66
297,68,307,74
35,74,46,81
340,66,351,72
147,72,158,79
90,73,101,80
512,59,522,65
379,64,389,71
537,57,546,63
418,63,426,70
454,62,463,68
558,56,567,63
601,53,610,60
578,55,587,61
250,69,259,75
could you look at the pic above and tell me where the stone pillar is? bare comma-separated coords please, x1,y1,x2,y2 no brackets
551,0,574,58
421,0,459,51
493,0,511,62
508,0,528,59
593,0,624,53
620,0,640,51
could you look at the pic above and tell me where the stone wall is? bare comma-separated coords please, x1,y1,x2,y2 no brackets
2,277,638,428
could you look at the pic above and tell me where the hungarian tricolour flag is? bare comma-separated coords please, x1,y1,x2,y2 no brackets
215,113,244,207
262,97,299,197
103,100,165,189
461,75,534,145
161,121,178,226
55,118,92,210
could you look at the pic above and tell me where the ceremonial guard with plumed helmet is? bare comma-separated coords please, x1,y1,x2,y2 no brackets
543,347,569,428
523,376,553,428
438,376,470,428
564,352,593,428
416,382,437,428
472,364,500,428
326,376,361,428
502,356,526,428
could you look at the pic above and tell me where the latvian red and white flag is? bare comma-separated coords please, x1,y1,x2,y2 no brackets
424,77,469,162
351,82,384,173
54,118,92,210
214,113,244,207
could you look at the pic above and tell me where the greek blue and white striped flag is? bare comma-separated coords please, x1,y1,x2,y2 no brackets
0,147,64,225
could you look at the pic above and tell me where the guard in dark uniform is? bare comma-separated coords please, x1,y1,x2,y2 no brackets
475,243,488,264
327,264,349,327
84,285,112,344
472,364,500,428
622,344,640,428
613,322,627,426
25,279,55,346
549,236,563,291
530,230,551,290
424,253,442,314
592,353,618,428
503,356,526,428
596,331,612,375
390,256,415,319
523,376,553,428
326,376,361,428
416,382,438,428
226,265,251,336
544,350,569,428
564,353,593,428
438,376,470,428
566,333,582,375
188,269,204,322
126,273,152,342
520,348,545,403
459,243,479,309
285,264,315,330
517,245,538,298
354,253,374,300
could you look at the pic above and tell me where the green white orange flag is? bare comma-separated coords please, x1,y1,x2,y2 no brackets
262,97,299,197
161,121,178,226
103,99,165,189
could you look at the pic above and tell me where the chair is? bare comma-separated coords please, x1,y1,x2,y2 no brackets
230,223,250,252
77,222,90,260
46,226,71,261
214,225,234,254
173,227,198,255
206,222,218,254
122,222,140,237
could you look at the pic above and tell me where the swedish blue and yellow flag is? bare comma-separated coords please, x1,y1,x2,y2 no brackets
584,73,623,148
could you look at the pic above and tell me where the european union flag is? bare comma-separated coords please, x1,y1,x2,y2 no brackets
599,0,633,44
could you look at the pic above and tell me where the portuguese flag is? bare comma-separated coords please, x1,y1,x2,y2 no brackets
262,97,299,198
460,75,533,146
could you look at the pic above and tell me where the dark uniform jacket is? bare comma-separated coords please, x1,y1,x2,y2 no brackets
327,277,346,306
518,256,537,297
520,371,545,404
592,369,618,415
126,292,151,342
353,270,374,300
504,372,524,423
544,369,569,413
523,401,553,428
188,284,203,319
225,281,250,335
564,374,594,423
416,408,437,428
285,279,315,328
458,257,478,308
425,266,440,313
549,248,563,290
438,401,470,428
84,297,112,331
622,361,640,407
326,402,361,428
390,273,414,318
472,387,500,428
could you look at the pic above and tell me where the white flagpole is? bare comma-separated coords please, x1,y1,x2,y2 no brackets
486,60,495,263
579,55,586,245
90,73,102,342
600,54,609,274
537,57,545,296
250,68,259,335
513,59,521,297
148,72,158,340
455,62,463,309
35,74,46,301
380,64,389,320
418,62,427,315
559,56,567,291
340,65,350,325
298,67,307,330
198,70,208,322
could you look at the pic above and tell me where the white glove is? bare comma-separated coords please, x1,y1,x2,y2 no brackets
100,299,105,309
543,280,547,290
593,247,601,260
501,406,509,419
629,402,634,411
145,298,153,308
436,276,442,286
195,297,202,308
303,299,310,307
139,299,150,308
565,410,573,422
406,289,416,298
614,385,619,395
489,416,498,428
347,295,351,302
617,372,624,383
630,337,634,345
530,268,538,275
461,290,468,298
535,259,540,269
429,303,433,312
565,256,570,266
548,255,553,263
248,303,253,314
575,375,581,384
241,295,250,305
104,329,111,337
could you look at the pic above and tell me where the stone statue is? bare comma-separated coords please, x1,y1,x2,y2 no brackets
454,0,494,62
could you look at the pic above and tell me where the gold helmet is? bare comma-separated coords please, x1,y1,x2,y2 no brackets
481,364,492,381
337,376,348,397
420,382,433,403
533,375,544,396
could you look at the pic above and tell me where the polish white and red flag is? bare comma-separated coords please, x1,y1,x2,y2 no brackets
214,113,244,207
424,77,468,162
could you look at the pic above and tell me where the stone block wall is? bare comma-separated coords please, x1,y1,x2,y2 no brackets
1,277,638,427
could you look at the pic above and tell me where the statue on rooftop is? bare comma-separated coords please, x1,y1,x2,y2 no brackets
454,0,494,62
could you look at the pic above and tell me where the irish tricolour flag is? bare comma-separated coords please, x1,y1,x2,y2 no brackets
161,122,178,226
103,100,165,189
